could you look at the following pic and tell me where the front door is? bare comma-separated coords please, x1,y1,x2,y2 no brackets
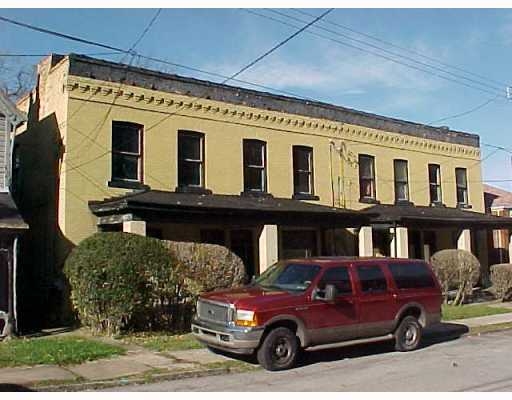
230,229,255,280
306,265,359,345
355,263,396,338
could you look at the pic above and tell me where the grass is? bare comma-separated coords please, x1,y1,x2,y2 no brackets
469,322,512,335
0,336,125,368
117,332,204,352
442,304,511,321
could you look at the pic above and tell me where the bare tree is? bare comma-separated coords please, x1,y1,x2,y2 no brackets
0,56,36,101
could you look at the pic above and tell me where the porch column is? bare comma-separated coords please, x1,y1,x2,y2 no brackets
508,231,512,264
457,229,471,252
358,226,373,257
259,225,278,274
476,230,489,285
390,226,409,258
123,220,147,236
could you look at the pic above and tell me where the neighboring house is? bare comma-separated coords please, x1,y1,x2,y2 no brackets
13,54,512,328
484,184,512,264
0,90,28,337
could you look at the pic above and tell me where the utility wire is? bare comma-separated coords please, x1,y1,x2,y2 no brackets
428,94,501,125
292,8,511,89
0,51,123,57
128,8,162,52
244,9,507,99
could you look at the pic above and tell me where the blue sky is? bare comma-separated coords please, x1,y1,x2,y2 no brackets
1,8,512,190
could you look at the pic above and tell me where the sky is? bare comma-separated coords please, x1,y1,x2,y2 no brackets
1,7,512,190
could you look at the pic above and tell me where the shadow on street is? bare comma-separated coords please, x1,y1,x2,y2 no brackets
0,384,34,392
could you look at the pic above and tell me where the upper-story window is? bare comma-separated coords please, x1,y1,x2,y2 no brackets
111,121,143,183
243,139,267,193
359,154,376,202
428,164,442,205
293,146,314,196
178,131,205,188
455,167,468,206
394,159,409,203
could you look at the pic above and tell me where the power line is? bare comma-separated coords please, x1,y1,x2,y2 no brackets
291,8,511,90
0,51,123,57
128,8,162,52
243,9,507,99
428,94,501,125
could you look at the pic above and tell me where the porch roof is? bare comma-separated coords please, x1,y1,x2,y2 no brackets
362,203,512,229
0,193,28,231
89,190,372,227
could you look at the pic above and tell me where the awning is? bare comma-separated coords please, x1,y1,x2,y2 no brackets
89,190,373,227
0,193,28,231
362,203,512,229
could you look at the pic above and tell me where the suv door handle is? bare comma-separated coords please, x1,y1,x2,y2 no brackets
392,293,398,299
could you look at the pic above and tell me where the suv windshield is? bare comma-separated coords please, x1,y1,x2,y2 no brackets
254,261,321,292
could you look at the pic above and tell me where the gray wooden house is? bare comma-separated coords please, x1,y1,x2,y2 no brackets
0,90,28,337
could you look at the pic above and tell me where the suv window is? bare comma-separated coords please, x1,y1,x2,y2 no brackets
388,262,435,289
357,265,388,293
318,267,352,296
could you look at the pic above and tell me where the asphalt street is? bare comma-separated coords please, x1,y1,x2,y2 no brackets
102,328,512,391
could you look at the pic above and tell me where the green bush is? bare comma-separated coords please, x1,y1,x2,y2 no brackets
490,264,512,301
163,241,247,297
64,232,177,335
430,249,480,305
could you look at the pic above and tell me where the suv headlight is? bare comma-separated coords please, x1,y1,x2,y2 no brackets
235,309,258,327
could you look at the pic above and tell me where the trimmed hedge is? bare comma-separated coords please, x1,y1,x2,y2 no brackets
490,264,512,301
430,249,480,305
64,233,246,335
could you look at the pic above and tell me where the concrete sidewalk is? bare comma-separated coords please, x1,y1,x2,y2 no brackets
2,311,512,391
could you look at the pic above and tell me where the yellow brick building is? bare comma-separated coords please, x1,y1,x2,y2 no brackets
13,54,512,324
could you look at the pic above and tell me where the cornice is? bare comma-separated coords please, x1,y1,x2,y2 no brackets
65,78,481,160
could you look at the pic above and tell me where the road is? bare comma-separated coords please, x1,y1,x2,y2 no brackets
102,328,512,391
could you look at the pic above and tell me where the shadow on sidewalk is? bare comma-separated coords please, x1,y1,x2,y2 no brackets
0,384,34,392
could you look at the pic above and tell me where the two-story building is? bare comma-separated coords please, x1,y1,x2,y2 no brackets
13,54,512,327
0,90,28,337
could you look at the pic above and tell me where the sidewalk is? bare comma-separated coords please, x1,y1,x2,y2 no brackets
2,311,512,391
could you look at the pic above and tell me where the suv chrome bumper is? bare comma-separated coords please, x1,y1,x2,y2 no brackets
191,317,264,355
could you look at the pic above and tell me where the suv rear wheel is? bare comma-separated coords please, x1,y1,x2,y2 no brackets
257,327,299,371
394,315,422,351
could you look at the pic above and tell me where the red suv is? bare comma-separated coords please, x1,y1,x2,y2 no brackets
192,257,442,371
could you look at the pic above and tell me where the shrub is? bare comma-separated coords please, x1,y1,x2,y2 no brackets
490,264,512,301
162,241,247,297
430,249,480,305
64,232,177,335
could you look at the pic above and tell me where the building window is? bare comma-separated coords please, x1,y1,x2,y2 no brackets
293,146,314,196
428,164,442,205
111,121,143,182
178,131,204,188
394,159,409,203
456,167,469,206
359,154,376,201
243,139,267,193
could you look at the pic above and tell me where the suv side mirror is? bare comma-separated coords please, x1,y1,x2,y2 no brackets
324,284,337,301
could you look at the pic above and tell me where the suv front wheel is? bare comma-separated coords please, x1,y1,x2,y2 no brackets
257,327,299,371
394,315,422,351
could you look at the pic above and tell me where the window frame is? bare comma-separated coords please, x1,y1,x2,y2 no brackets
455,167,469,206
111,121,144,184
359,154,376,202
428,163,443,205
393,159,410,203
292,145,314,196
177,130,205,189
243,139,267,193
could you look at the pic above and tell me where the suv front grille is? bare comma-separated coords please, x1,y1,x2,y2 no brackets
197,300,231,324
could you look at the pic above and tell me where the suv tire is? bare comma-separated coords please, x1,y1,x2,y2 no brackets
257,327,299,371
394,315,422,352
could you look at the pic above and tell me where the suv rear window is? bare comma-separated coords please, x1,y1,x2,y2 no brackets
388,262,435,289
356,265,387,293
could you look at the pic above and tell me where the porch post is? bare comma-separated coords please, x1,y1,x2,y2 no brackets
123,220,147,236
457,229,471,252
358,226,373,257
259,225,278,274
476,229,489,285
508,231,512,264
390,226,409,258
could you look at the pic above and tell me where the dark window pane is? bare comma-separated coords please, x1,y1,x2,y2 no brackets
429,164,439,183
179,161,201,186
201,229,226,246
294,171,310,194
319,267,352,295
244,141,264,166
396,182,409,201
357,265,388,293
359,155,376,199
293,147,310,171
112,153,139,180
112,123,140,153
456,168,467,186
360,155,374,179
389,262,435,289
394,160,408,182
244,167,264,191
360,179,373,198
179,134,201,160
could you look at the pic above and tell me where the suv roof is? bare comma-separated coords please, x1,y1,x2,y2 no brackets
284,256,428,265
